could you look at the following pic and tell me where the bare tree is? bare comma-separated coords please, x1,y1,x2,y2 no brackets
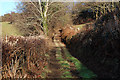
72,2,120,20
15,1,71,36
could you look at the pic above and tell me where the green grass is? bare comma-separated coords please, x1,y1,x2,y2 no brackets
62,47,97,78
55,45,73,78
55,41,97,78
1,22,22,36
73,22,92,29
73,24,86,29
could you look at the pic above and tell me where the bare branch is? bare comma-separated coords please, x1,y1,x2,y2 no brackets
38,0,44,18
44,0,49,17
48,2,54,7
29,1,42,17
49,8,66,20
31,10,41,19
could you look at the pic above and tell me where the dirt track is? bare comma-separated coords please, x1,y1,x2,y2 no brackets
47,40,96,78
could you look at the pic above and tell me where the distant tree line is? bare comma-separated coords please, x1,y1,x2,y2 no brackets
1,1,120,37
1,12,19,23
72,2,120,24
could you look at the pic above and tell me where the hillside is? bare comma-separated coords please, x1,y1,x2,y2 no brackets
1,22,22,36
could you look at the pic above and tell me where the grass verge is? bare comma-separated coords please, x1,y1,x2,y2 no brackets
1,22,22,36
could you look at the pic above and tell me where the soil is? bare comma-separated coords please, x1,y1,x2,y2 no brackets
47,48,62,78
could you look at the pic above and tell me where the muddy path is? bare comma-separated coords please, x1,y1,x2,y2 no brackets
47,46,62,78
47,40,97,78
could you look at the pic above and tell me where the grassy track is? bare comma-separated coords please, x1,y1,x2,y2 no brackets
54,40,97,78
1,22,22,36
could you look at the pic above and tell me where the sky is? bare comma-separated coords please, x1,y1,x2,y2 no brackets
0,2,17,16
0,1,76,16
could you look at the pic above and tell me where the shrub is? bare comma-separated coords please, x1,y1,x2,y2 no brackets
2,35,52,78
66,11,120,78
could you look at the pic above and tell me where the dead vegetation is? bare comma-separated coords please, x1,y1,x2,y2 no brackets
2,35,53,78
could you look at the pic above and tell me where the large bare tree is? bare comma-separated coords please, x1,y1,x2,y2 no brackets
16,1,71,36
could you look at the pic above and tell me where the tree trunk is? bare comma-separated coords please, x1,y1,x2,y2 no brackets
43,1,49,35
43,17,48,35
